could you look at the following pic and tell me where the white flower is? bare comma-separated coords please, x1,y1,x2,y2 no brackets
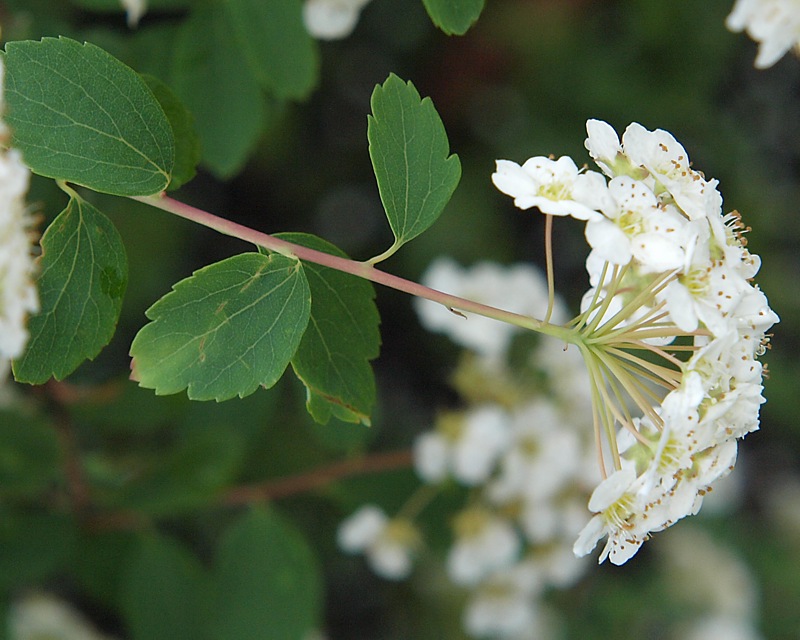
584,175,687,271
620,122,722,221
447,508,521,585
0,58,38,379
119,0,147,27
573,468,648,565
487,400,581,504
726,0,800,68
10,592,118,640
337,505,418,580
414,405,512,486
492,156,607,220
679,616,764,640
303,0,372,40
415,258,553,362
462,562,543,639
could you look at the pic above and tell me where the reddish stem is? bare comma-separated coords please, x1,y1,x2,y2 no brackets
222,449,414,505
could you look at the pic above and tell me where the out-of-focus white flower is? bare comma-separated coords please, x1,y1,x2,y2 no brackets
0,58,38,379
414,405,511,486
303,0,372,40
415,258,553,363
462,562,543,639
660,526,763,640
119,0,147,27
678,616,764,640
10,592,118,640
447,507,520,586
487,400,580,504
726,0,800,68
661,526,761,620
337,505,419,580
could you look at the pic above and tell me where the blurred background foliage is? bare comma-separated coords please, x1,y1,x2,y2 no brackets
1,0,799,638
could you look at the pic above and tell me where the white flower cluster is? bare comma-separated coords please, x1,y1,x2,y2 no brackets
302,0,372,40
341,260,597,638
493,119,778,565
726,0,800,68
0,58,37,379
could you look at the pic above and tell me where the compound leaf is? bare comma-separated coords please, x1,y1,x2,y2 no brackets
129,253,310,401
368,74,461,262
13,193,128,383
3,37,173,195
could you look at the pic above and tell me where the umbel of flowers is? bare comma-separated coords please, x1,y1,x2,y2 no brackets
491,119,779,564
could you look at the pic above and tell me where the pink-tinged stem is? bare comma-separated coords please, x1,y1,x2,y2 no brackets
135,193,574,341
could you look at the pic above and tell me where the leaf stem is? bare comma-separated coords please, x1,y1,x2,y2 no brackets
134,193,575,342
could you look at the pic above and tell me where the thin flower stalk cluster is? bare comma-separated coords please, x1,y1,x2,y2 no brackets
491,119,778,565
0,58,38,379
341,260,599,639
726,0,800,68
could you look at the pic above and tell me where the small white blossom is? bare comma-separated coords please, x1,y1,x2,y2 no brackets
726,0,800,68
120,0,147,27
462,562,543,639
337,505,419,580
10,592,118,640
487,400,581,504
448,508,521,586
303,0,372,40
492,156,607,220
414,405,512,486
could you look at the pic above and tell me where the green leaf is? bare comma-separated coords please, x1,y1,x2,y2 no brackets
223,0,319,100
421,0,485,35
129,253,311,401
3,37,174,195
171,2,265,178
214,508,322,640
141,74,201,191
270,233,380,426
0,512,77,591
368,74,461,262
0,407,60,496
13,193,128,384
120,534,213,640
